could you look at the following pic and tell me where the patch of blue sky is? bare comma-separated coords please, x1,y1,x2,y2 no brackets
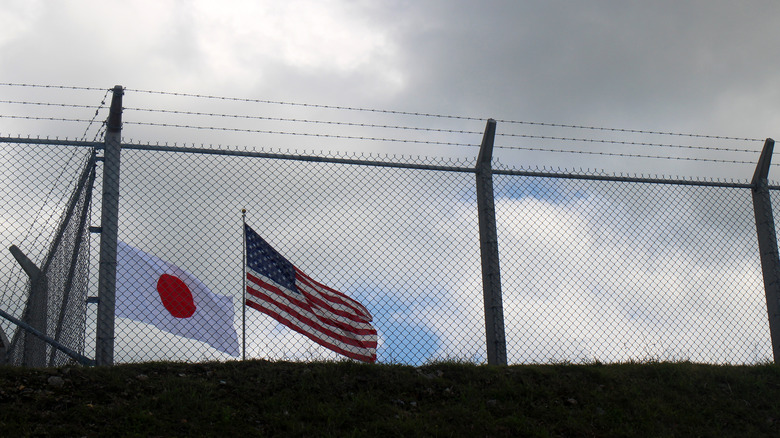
355,288,446,366
458,175,589,205
494,176,588,204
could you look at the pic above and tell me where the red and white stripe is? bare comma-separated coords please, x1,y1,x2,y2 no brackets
246,266,377,362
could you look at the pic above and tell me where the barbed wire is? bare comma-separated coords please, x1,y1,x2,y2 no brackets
0,114,93,123
126,87,764,142
494,119,763,142
0,99,101,110
498,134,759,154
80,88,111,141
126,88,488,122
123,121,478,147
496,144,757,165
91,122,108,143
124,107,762,152
0,83,765,142
0,83,768,162
0,83,764,143
0,83,109,92
125,107,482,135
124,108,761,155
0,100,108,141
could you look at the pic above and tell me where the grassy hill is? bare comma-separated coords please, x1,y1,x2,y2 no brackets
0,359,779,436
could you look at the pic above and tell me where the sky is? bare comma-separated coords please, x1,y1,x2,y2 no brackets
2,0,780,178
1,1,779,364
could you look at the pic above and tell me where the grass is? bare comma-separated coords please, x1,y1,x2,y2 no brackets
0,359,779,436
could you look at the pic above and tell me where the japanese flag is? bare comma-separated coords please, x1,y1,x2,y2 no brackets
115,240,240,357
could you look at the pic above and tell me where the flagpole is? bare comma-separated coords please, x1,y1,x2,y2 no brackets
242,209,247,361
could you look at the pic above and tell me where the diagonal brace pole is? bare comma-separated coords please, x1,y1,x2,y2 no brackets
9,245,48,366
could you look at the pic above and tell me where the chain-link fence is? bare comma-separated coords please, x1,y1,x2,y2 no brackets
494,175,770,363
110,148,483,365
0,139,776,365
0,143,95,365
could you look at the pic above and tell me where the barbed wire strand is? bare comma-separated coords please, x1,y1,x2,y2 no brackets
123,107,761,154
123,121,477,148
0,83,763,143
494,119,763,142
498,134,758,154
0,83,767,159
125,87,763,142
123,119,760,155
125,106,481,136
0,83,764,142
80,88,111,141
496,144,756,165
0,99,101,110
0,83,108,92
92,121,108,143
0,114,94,123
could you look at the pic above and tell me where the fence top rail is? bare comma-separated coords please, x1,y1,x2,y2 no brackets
493,168,755,189
116,143,780,188
121,142,478,173
0,136,102,148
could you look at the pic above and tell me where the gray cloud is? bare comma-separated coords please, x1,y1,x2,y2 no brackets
378,1,780,127
2,1,779,364
4,1,779,178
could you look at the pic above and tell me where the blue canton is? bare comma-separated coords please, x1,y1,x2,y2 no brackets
245,224,299,294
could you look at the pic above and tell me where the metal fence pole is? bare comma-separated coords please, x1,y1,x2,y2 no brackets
95,85,124,366
475,118,507,365
751,137,780,363
8,245,47,366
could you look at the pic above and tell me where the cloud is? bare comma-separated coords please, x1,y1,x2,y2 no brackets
4,1,778,179
378,1,780,126
191,1,398,73
489,176,770,363
0,0,43,48
0,1,400,99
2,1,779,365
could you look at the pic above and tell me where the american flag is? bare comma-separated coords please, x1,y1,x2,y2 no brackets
244,224,377,362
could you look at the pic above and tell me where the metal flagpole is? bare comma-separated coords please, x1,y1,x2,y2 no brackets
242,209,247,361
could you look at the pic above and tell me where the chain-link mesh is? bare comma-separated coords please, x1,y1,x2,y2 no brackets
2,140,778,365
495,174,771,363
1,143,94,366
114,149,484,364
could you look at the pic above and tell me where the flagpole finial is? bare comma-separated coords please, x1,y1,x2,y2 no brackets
241,209,246,214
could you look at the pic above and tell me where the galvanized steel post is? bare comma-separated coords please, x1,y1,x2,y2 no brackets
95,85,123,366
751,138,780,363
476,119,507,365
8,245,47,366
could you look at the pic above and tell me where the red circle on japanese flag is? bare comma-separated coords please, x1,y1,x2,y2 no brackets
156,274,197,318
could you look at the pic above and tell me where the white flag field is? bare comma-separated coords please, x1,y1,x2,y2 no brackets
115,241,240,357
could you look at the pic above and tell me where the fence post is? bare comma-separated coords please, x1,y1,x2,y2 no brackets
95,85,124,366
476,118,507,365
8,245,47,366
751,137,780,363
